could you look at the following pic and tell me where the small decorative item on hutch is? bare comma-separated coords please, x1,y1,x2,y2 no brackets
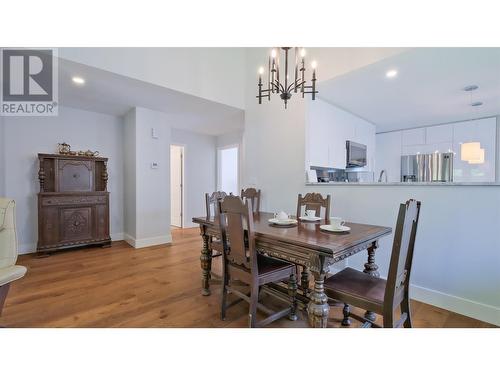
57,142,71,155
84,150,100,157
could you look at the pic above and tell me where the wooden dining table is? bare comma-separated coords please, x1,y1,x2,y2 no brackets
192,212,392,328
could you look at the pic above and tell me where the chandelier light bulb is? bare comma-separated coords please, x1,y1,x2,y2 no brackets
311,60,317,69
258,66,265,75
271,49,277,58
300,48,306,58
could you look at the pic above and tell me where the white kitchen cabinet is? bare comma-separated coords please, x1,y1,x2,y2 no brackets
403,142,453,155
354,121,376,170
329,118,355,168
375,131,402,182
452,117,496,182
375,117,497,183
402,144,424,155
426,124,453,144
306,98,374,170
402,128,426,146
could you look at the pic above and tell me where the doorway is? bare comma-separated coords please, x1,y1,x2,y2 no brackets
170,145,184,228
217,145,239,195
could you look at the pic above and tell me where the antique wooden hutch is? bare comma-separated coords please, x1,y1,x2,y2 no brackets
37,154,111,253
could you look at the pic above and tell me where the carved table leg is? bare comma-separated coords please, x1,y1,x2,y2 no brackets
200,232,212,296
307,254,330,328
288,273,298,321
301,266,310,297
363,241,379,322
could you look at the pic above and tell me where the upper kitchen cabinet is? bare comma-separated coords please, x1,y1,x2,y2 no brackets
375,131,402,182
402,128,426,146
453,117,497,182
426,123,453,144
306,99,374,170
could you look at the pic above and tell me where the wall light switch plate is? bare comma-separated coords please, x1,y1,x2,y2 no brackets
151,162,159,169
151,127,159,139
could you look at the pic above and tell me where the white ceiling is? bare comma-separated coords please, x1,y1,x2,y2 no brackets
58,58,244,136
318,48,500,133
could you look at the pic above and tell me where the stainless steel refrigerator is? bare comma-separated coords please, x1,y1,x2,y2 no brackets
401,152,453,182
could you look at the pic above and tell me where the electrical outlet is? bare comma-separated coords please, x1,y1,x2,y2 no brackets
151,162,159,169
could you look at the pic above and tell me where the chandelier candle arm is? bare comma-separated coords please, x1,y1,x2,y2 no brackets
268,56,271,98
276,48,280,85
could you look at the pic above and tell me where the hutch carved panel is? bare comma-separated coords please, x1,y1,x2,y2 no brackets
37,153,111,253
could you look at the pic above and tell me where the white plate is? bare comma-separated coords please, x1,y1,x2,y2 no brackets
320,225,351,233
299,216,321,222
268,218,298,225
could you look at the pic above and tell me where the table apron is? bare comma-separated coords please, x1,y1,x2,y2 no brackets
198,223,380,268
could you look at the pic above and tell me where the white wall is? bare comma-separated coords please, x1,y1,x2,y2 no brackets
123,109,137,239
133,108,171,245
375,131,402,182
306,98,375,171
60,48,246,109
2,106,125,253
171,128,216,228
217,129,243,149
242,48,500,325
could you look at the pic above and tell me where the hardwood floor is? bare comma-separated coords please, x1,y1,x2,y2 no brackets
1,228,495,328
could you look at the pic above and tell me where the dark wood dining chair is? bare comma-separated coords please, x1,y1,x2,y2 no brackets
218,195,298,328
240,188,261,212
324,199,421,328
205,191,228,220
205,191,228,255
296,192,331,220
296,192,331,296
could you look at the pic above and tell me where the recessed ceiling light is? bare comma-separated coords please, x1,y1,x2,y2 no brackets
72,76,85,85
385,69,398,78
471,101,483,107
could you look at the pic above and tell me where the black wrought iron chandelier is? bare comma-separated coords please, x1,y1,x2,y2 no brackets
256,47,318,108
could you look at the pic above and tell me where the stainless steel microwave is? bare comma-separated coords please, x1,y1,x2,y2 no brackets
346,141,367,167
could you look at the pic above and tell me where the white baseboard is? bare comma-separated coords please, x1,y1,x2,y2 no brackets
410,284,500,326
124,233,172,249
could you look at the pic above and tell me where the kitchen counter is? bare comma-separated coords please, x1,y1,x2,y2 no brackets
306,181,500,186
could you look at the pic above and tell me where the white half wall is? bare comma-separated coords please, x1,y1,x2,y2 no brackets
171,128,216,228
307,184,500,326
2,106,125,254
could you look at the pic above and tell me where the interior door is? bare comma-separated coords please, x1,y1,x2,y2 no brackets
170,145,183,227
